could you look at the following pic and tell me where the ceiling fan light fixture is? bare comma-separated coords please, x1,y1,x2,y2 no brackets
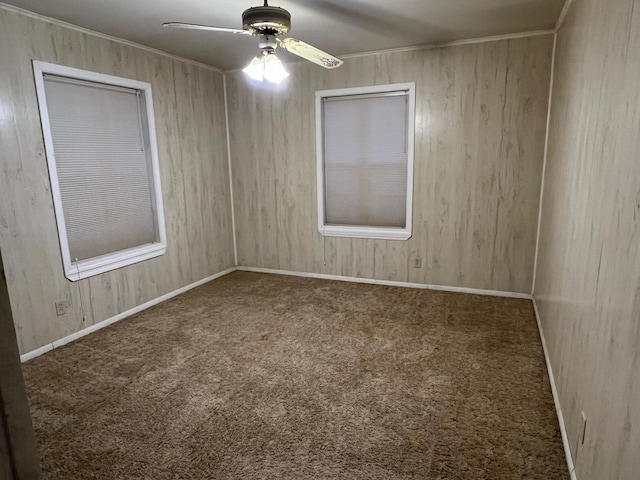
165,1,343,76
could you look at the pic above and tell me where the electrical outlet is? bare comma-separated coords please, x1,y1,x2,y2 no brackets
55,300,70,316
581,411,587,444
413,257,422,268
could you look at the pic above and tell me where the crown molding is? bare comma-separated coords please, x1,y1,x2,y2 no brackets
339,29,554,61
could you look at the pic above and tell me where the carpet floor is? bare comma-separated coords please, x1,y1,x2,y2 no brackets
22,271,567,479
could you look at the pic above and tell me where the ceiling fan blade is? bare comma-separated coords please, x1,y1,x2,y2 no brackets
279,38,343,69
162,22,251,35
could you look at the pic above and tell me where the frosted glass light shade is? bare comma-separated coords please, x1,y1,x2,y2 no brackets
243,55,264,82
242,51,289,84
263,53,289,83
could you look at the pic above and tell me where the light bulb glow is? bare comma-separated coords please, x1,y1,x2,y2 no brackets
243,55,264,82
262,53,289,84
242,51,289,84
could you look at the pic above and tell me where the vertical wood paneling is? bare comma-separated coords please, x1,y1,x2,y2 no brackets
227,35,552,293
534,0,640,479
0,8,235,354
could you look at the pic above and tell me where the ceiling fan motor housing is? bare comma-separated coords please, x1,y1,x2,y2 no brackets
242,6,291,35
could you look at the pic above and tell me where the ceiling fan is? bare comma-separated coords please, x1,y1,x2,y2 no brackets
163,0,344,84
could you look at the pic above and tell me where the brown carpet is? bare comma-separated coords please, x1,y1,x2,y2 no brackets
22,271,568,479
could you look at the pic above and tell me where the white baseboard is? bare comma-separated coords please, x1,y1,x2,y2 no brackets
532,298,578,480
237,266,533,299
20,343,54,363
21,265,528,363
20,267,237,363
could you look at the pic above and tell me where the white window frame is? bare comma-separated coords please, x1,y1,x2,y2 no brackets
315,82,416,241
32,61,167,282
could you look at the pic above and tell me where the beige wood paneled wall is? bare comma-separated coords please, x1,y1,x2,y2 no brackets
226,35,553,293
534,0,640,479
0,8,235,355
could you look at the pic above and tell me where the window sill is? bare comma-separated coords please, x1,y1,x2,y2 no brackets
64,243,167,281
319,225,412,241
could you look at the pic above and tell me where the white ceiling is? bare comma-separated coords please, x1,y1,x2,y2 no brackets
3,0,565,70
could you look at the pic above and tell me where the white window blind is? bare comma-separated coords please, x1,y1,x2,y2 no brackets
34,61,166,281
43,75,157,262
316,83,415,240
322,92,409,228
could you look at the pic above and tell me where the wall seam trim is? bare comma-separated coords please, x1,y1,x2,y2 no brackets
532,297,578,480
19,267,238,363
531,32,557,295
237,266,533,299
223,74,238,266
0,2,222,73
555,0,575,32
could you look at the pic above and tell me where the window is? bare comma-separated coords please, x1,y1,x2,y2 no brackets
33,61,166,281
316,83,415,240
